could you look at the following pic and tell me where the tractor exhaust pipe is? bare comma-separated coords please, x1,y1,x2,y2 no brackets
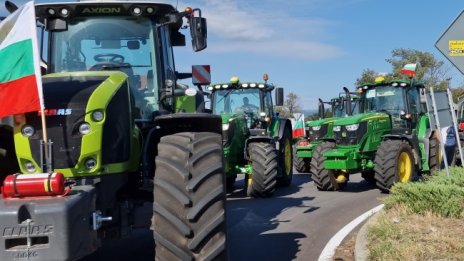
318,98,325,120
343,87,352,116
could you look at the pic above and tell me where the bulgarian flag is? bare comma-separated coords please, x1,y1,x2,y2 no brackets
292,113,305,138
0,1,44,118
400,63,417,78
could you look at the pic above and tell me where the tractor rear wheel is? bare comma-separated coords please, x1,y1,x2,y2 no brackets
247,142,278,197
0,125,19,183
153,132,227,261
277,128,293,186
428,133,440,172
294,156,310,173
374,139,415,193
310,141,339,191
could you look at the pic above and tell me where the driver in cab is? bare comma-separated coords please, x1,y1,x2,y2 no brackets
235,97,259,114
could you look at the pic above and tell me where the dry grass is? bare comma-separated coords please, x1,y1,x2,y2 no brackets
367,205,464,261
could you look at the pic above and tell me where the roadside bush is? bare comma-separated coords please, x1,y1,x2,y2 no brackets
383,167,464,218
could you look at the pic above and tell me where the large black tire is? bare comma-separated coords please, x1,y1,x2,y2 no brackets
0,125,19,183
247,142,278,198
277,127,293,187
428,134,440,172
153,132,227,261
294,156,310,173
310,141,340,191
361,170,376,184
374,139,415,193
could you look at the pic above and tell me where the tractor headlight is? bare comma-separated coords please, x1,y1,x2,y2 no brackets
345,124,359,131
79,123,91,135
21,125,35,137
312,125,321,131
91,111,104,122
333,126,341,132
222,124,229,131
24,162,36,173
85,158,97,170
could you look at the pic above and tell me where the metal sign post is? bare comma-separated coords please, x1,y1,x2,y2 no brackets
428,88,450,176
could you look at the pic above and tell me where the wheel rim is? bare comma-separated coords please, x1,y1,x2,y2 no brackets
284,139,292,175
398,152,412,182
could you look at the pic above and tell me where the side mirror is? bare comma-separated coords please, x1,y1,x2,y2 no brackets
275,87,284,106
190,17,207,52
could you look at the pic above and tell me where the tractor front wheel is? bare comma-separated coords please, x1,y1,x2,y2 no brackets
153,132,227,261
310,141,340,191
277,128,294,186
294,156,310,173
374,139,415,193
247,142,278,197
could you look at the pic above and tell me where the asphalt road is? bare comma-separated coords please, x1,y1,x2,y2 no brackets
82,171,386,261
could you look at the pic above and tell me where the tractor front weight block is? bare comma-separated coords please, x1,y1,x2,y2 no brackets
0,186,98,261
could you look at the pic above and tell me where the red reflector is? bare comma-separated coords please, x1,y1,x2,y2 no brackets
459,122,464,131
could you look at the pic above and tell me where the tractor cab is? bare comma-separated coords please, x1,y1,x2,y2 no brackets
36,2,207,124
357,77,424,135
209,76,283,135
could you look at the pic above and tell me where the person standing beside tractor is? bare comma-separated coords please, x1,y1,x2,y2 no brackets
441,125,457,167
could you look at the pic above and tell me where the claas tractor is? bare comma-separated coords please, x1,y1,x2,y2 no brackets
311,77,440,192
208,75,293,197
0,1,227,261
293,87,360,173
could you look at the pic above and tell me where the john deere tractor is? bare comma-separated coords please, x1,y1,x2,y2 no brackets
294,87,360,173
208,76,293,197
311,78,440,192
0,1,227,261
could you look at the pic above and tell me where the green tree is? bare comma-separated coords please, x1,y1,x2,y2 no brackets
285,92,301,115
386,48,451,89
355,69,379,86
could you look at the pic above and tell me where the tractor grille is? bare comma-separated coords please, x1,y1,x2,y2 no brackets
334,122,367,146
27,76,107,169
308,124,328,141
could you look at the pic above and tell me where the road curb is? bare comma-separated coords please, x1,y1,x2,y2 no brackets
318,204,384,261
354,207,383,261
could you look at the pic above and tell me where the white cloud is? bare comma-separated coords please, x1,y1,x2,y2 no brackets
180,0,345,61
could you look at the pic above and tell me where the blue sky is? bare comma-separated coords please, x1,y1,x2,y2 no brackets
170,0,464,110
2,0,464,110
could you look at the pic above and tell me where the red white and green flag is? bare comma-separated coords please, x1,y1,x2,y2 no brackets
400,63,417,77
0,1,44,118
292,113,305,138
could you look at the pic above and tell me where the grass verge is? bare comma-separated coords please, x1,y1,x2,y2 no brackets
366,167,464,260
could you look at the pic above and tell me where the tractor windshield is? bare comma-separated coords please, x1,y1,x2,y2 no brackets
364,86,405,114
212,89,261,115
49,16,159,118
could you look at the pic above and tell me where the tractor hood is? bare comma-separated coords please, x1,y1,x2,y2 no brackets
333,112,389,126
307,117,335,127
15,71,131,176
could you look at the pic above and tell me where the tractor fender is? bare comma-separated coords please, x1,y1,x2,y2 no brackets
141,113,222,178
382,134,421,168
244,136,275,160
275,118,292,150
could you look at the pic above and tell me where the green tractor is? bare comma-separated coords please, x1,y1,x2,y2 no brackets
208,75,293,197
311,78,440,192
0,1,227,261
294,87,360,173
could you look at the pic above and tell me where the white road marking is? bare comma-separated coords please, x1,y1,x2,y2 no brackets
318,204,384,261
